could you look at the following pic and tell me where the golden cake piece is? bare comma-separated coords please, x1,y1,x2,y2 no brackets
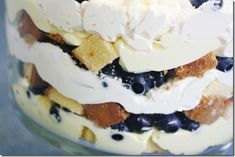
72,35,119,73
84,103,129,128
45,87,84,115
185,96,233,124
18,11,44,44
176,52,218,79
25,64,49,94
81,127,96,143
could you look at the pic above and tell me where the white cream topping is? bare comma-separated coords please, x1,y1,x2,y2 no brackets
152,105,233,155
6,0,233,72
83,0,126,42
36,0,83,31
7,22,233,114
181,8,232,41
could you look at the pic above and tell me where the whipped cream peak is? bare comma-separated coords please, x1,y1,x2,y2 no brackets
37,0,83,32
83,0,126,42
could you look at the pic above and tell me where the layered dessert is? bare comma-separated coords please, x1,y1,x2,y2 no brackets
6,0,233,155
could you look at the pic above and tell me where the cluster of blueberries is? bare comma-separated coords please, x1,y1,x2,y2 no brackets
100,59,175,95
111,112,200,133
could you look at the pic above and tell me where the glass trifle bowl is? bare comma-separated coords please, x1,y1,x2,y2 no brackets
6,0,234,155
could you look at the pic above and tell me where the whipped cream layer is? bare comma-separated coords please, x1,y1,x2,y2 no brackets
12,81,233,155
6,0,233,73
7,21,233,114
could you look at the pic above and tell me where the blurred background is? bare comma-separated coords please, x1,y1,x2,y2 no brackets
0,0,63,155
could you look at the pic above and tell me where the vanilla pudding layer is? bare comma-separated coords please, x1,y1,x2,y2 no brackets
6,0,233,72
12,80,233,155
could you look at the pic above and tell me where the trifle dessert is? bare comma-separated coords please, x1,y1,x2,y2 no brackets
6,0,233,155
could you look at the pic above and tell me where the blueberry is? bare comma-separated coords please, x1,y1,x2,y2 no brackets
126,114,153,132
151,72,166,87
213,0,223,9
26,90,31,98
49,104,62,123
75,0,87,3
190,0,223,9
102,82,108,88
131,82,145,94
190,0,208,8
111,121,129,132
153,114,182,133
216,56,233,72
175,112,200,131
130,75,153,94
111,134,124,141
62,107,72,113
111,114,153,133
99,59,120,78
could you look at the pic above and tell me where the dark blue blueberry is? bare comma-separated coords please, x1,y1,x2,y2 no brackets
125,114,153,132
130,75,154,94
151,72,166,87
131,82,145,94
213,0,223,9
153,114,182,133
102,82,108,88
111,114,153,133
62,107,72,113
190,0,208,8
75,0,87,3
111,134,124,141
175,112,200,131
49,104,62,123
190,0,223,9
99,59,121,78
216,56,233,72
111,121,129,132
26,90,31,98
